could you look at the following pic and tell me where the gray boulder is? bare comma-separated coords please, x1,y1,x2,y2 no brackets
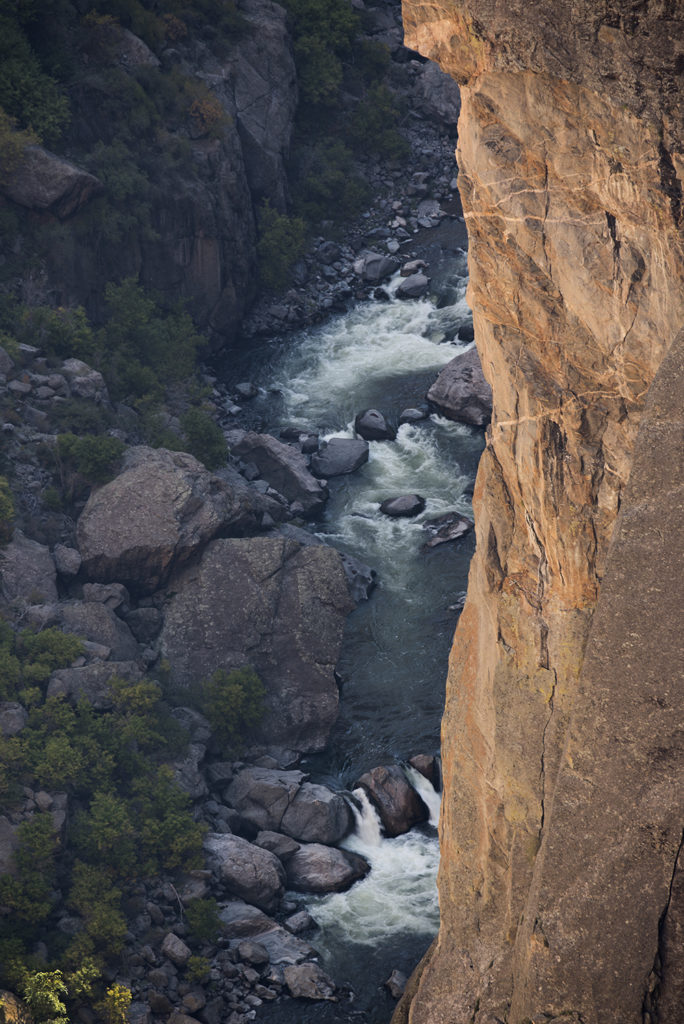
413,60,462,126
2,145,102,218
379,495,426,518
396,273,430,299
255,831,301,862
77,446,270,593
53,544,81,577
47,660,142,709
399,407,429,424
0,530,58,607
0,702,27,737
281,783,353,845
82,582,130,612
226,767,305,832
285,843,370,893
356,764,429,837
160,537,355,753
354,252,400,283
427,346,492,426
354,409,396,441
283,963,336,1001
204,833,285,912
161,932,192,967
56,601,139,661
233,433,328,517
422,511,473,548
310,438,369,478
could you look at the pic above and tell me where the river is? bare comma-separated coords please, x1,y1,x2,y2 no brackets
222,240,483,1022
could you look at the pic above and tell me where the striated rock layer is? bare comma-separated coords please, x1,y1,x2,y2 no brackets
398,2,684,1022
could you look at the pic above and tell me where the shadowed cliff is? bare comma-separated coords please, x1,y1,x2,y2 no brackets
396,1,684,1021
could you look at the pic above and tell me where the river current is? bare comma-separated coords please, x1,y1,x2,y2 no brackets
223,245,483,1022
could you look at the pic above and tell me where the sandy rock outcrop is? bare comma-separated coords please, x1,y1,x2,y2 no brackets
160,536,355,753
77,447,270,593
397,1,684,1022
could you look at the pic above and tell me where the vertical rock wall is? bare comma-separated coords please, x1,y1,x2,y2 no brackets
398,2,684,1021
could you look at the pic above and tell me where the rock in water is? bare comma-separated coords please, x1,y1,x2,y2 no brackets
396,273,430,299
160,536,355,753
354,408,396,441
285,843,370,893
379,494,426,518
233,432,328,515
422,511,473,548
427,346,492,426
283,963,337,1001
310,438,369,477
355,764,429,837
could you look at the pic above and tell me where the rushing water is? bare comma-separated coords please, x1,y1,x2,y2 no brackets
223,247,483,1021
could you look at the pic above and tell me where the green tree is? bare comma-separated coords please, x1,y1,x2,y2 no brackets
202,666,265,751
257,201,307,292
22,970,68,1024
0,476,14,545
0,813,58,925
180,406,227,469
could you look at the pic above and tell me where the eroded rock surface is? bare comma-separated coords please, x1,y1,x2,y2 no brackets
397,1,684,1022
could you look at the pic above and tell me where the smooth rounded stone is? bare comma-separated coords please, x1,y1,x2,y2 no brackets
148,992,173,1015
384,969,408,999
255,831,301,862
427,346,492,426
354,251,400,283
218,901,275,938
283,911,317,935
408,754,441,792
386,239,400,254
53,544,81,577
355,764,429,837
280,782,353,845
285,843,370,893
379,494,426,518
299,434,319,455
400,259,428,278
283,963,336,1001
0,702,28,737
458,323,475,343
354,408,396,441
238,940,269,966
232,432,328,517
396,273,430,299
204,833,285,912
399,406,429,424
162,932,192,966
422,511,474,549
310,438,369,478
0,530,58,606
235,382,258,400
47,660,142,710
226,767,305,832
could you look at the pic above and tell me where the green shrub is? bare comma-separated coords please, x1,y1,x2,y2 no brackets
180,406,227,469
21,969,68,1024
0,107,38,186
0,813,58,926
0,12,70,144
292,139,369,226
17,305,95,360
282,0,358,108
56,433,125,486
0,476,14,544
348,83,409,160
202,666,266,751
185,898,221,943
95,984,131,1024
185,955,210,984
257,200,307,292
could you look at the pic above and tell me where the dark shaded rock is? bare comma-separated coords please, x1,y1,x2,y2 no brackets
204,833,285,912
285,843,370,893
160,537,355,753
0,702,28,737
284,910,316,934
427,346,492,426
124,607,163,643
77,447,271,594
379,495,426,518
238,939,270,965
217,901,314,964
280,783,353,845
422,511,474,548
56,601,139,661
354,409,396,441
396,273,430,299
226,767,305,832
355,252,400,283
82,582,130,612
399,406,429,424
233,432,327,516
413,60,462,125
255,831,301,862
401,259,428,277
0,530,58,608
161,932,191,966
356,764,429,837
283,963,336,1001
310,438,369,478
218,900,274,938
53,544,81,577
408,754,441,792
275,524,376,604
234,381,258,399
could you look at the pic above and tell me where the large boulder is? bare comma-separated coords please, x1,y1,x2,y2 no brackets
310,438,369,478
413,60,462,126
379,494,426,518
281,783,353,845
355,764,429,837
396,273,430,299
427,346,492,426
77,447,269,593
354,252,400,283
47,660,142,710
0,531,58,608
160,536,355,753
232,433,328,516
283,963,337,1001
422,511,473,548
55,601,139,661
2,146,102,218
285,843,370,893
226,768,351,844
354,409,396,441
218,901,315,964
204,833,285,912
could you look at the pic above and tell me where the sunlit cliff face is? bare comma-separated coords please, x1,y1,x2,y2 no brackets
397,1,684,1021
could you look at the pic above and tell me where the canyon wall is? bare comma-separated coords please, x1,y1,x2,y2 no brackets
398,2,684,1021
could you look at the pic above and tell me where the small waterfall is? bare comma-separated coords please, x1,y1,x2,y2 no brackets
404,765,441,828
346,787,383,849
